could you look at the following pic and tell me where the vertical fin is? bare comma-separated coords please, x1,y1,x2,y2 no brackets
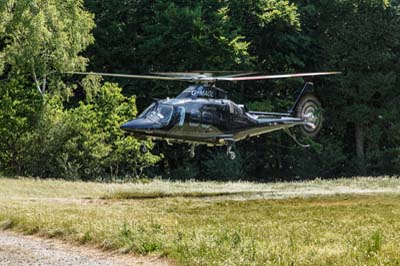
288,82,314,115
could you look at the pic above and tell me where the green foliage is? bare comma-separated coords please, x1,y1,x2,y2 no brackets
312,0,400,171
319,0,400,123
246,100,274,112
201,151,244,180
23,81,160,180
0,78,42,174
366,231,383,256
146,0,400,179
169,161,200,180
2,0,400,179
83,0,154,74
289,136,347,178
228,0,302,71
138,0,252,70
0,0,94,95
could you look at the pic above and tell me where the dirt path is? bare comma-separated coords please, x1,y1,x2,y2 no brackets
0,231,170,266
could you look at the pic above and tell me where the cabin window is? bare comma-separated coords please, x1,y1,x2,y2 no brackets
189,110,200,127
228,102,235,114
201,111,213,128
233,105,243,115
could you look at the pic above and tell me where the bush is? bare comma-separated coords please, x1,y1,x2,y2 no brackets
23,79,160,180
0,78,42,175
201,151,244,181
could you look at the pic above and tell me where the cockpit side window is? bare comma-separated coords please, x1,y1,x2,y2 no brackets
177,106,185,126
138,103,156,118
156,105,173,125
142,104,173,126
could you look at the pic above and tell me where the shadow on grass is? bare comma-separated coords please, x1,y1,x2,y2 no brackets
102,191,252,200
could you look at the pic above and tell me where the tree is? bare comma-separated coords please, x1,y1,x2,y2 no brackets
316,0,400,171
227,0,303,72
83,0,154,74
0,0,94,96
0,78,42,175
84,0,252,99
138,0,252,71
23,77,161,180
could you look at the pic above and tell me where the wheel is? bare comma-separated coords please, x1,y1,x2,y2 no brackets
296,94,323,138
189,146,196,158
140,144,148,154
228,151,236,160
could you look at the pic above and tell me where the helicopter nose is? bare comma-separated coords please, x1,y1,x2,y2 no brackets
120,118,160,132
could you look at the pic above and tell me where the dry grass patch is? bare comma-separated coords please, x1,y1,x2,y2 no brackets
103,191,250,200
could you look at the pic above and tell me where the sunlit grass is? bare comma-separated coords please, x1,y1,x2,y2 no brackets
1,177,400,265
2,176,400,200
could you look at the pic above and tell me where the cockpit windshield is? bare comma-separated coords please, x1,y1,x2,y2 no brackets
138,103,173,126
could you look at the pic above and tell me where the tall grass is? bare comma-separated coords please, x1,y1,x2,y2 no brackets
1,177,400,265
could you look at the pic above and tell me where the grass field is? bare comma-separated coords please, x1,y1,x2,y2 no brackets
1,177,400,265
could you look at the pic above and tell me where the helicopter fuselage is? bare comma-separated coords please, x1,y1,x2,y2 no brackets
121,97,310,147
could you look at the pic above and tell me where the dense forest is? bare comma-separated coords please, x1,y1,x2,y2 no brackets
1,0,400,181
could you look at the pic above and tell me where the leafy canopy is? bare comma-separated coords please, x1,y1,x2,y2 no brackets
23,77,161,180
0,0,94,95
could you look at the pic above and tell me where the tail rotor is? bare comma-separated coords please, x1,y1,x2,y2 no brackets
295,93,323,138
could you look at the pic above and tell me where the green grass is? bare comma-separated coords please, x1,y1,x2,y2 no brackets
1,177,400,265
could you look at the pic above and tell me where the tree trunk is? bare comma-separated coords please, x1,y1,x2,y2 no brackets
355,123,365,160
355,123,366,174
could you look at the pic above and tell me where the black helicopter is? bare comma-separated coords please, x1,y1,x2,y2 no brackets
72,71,339,160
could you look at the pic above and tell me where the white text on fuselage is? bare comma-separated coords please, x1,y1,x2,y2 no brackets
191,89,214,98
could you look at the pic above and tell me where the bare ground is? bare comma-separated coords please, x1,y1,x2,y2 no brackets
0,231,171,266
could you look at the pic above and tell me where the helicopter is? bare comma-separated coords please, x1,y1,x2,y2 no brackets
71,71,340,160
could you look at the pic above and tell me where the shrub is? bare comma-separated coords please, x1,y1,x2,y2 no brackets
23,79,160,180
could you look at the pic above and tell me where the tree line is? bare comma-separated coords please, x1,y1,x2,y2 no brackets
1,0,400,180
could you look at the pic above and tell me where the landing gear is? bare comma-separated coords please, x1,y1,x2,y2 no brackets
226,143,236,160
140,143,148,154
189,145,196,158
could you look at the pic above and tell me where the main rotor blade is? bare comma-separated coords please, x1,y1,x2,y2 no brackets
66,72,193,81
216,72,341,81
67,71,341,83
151,71,260,78
218,72,263,78
151,72,209,78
